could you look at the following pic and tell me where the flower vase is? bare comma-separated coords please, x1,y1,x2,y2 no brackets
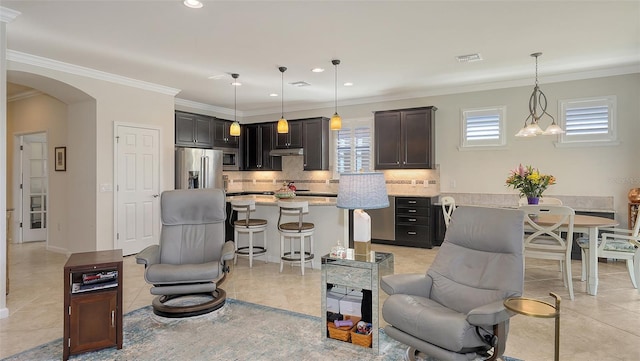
527,197,540,205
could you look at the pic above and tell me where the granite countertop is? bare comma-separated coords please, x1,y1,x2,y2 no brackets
226,194,337,206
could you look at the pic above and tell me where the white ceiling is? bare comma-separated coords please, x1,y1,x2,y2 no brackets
4,1,639,116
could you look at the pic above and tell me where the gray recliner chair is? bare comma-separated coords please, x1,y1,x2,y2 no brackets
136,189,235,318
381,206,525,361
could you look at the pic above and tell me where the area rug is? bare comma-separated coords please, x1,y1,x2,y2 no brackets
2,298,522,361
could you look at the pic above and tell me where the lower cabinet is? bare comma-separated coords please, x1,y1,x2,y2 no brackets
395,197,436,248
63,250,123,361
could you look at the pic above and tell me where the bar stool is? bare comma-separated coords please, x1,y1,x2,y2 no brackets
231,199,267,268
277,200,314,275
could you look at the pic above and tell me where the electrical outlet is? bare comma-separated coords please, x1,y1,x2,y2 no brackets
411,180,416,186
450,180,457,188
424,179,429,187
253,179,257,185
273,179,276,184
325,179,330,185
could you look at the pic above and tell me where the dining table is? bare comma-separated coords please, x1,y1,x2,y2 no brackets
534,214,619,296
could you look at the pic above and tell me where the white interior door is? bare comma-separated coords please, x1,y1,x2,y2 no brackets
20,134,48,243
115,124,160,256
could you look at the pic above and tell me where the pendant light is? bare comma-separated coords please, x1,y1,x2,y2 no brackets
330,59,342,130
229,73,241,137
277,66,289,134
515,52,564,137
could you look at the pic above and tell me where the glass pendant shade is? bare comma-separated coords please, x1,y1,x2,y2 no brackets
277,117,289,133
230,121,241,136
330,113,342,130
543,122,565,135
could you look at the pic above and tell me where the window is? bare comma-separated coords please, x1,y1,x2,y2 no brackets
335,118,373,174
460,106,506,149
559,96,617,145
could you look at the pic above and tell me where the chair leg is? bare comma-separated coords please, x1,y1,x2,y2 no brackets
248,231,254,268
279,234,285,273
234,228,239,265
565,253,574,300
626,259,638,288
263,228,268,264
300,235,305,276
310,234,314,268
580,249,587,282
485,322,507,361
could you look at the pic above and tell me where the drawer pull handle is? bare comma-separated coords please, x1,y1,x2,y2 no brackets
409,218,416,222
408,201,417,204
407,231,417,235
408,210,417,213
111,310,115,327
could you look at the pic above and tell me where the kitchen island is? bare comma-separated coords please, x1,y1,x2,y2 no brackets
226,195,347,270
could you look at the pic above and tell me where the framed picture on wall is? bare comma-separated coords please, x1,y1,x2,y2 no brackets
55,146,66,171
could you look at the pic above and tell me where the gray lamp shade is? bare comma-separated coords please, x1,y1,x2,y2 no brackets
337,172,389,210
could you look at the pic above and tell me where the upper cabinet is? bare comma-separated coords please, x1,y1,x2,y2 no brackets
275,121,303,149
374,106,436,169
212,118,239,148
175,111,213,148
243,123,281,171
301,117,329,171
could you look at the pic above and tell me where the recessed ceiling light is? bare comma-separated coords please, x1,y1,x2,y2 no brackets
269,93,278,97
343,82,353,86
456,53,483,63
183,0,203,9
311,68,325,73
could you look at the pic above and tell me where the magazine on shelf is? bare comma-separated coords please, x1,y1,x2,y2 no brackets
72,280,118,293
71,270,118,293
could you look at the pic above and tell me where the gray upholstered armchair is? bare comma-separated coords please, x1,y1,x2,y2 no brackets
381,206,525,361
136,189,235,317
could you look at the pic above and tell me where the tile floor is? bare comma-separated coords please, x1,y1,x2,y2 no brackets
1,241,639,360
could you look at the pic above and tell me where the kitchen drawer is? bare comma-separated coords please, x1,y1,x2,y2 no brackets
396,207,429,217
325,264,372,290
395,225,430,244
396,215,429,226
396,197,430,208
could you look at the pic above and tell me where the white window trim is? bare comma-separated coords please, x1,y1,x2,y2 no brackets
458,106,507,150
556,95,619,148
332,117,373,179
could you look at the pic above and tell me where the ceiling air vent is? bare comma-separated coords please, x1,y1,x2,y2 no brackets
290,81,311,87
456,53,483,63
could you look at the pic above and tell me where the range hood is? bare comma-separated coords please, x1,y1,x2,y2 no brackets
269,148,304,156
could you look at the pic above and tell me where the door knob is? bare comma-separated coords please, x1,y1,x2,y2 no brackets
152,194,160,198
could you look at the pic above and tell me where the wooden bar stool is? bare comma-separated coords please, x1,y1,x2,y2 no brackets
231,199,267,268
277,200,314,275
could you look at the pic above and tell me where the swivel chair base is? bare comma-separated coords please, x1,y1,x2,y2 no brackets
151,289,226,318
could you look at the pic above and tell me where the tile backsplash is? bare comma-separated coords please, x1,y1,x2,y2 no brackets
223,156,440,196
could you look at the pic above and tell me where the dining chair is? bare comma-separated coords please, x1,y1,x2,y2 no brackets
522,205,576,300
440,196,456,229
577,210,640,289
518,197,563,206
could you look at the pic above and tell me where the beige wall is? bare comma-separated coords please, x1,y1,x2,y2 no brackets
7,60,176,253
6,93,69,251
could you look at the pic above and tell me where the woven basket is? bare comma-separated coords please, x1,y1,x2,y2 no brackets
327,315,360,342
350,328,372,347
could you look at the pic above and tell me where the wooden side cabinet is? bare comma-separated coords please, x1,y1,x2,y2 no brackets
63,250,123,361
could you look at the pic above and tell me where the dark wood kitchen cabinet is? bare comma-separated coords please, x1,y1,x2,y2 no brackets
302,117,330,170
175,111,213,148
212,118,239,148
275,121,303,149
243,123,281,171
374,106,436,169
63,250,123,361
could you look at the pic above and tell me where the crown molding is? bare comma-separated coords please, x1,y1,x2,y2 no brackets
7,50,181,96
8,89,43,103
175,98,238,118
0,7,21,23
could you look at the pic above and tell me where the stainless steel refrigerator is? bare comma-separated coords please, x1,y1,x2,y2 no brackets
175,147,223,190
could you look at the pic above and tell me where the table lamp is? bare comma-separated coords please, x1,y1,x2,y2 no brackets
337,172,389,255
